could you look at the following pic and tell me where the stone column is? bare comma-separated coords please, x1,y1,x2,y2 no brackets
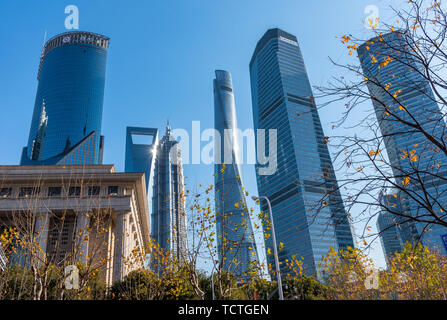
113,211,129,283
74,212,91,265
34,210,50,264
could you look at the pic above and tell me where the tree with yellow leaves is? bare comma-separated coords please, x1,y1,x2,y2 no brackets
316,0,447,253
380,242,447,300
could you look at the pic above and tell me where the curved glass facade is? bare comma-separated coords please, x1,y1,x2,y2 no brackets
21,31,109,165
214,70,259,278
250,29,354,278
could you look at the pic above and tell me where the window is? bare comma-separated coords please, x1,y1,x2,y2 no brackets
0,188,12,198
48,187,62,197
221,85,233,93
19,187,40,198
108,186,119,196
88,186,100,196
68,187,81,197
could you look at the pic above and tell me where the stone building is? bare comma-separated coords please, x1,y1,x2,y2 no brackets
0,165,150,286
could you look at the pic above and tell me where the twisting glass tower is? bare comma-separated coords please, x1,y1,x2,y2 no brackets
152,125,188,262
21,31,109,165
214,70,259,278
249,29,354,277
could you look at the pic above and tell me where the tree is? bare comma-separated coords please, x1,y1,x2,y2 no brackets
316,0,447,250
179,178,269,300
321,247,379,300
380,242,447,299
0,169,134,300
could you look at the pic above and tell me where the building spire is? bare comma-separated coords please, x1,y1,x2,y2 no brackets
166,119,171,135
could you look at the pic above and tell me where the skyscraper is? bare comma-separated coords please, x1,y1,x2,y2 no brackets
125,126,158,218
152,125,188,262
377,210,403,266
249,29,354,277
359,32,447,255
377,190,417,266
214,70,259,278
125,127,159,192
21,31,109,165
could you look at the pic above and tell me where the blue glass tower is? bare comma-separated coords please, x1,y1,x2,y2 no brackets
376,190,417,266
249,29,354,277
214,70,260,278
125,127,158,196
359,32,447,255
21,31,109,165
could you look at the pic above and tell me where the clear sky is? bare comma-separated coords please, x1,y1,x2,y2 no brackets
0,0,409,270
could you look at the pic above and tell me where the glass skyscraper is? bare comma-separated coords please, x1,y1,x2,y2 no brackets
125,126,159,216
359,32,447,255
377,190,417,266
249,29,354,277
152,125,188,262
21,31,109,165
214,70,259,278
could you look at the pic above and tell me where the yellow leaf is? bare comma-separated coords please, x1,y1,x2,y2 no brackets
402,177,410,186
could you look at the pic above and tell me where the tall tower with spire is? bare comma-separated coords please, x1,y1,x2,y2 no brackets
151,124,188,263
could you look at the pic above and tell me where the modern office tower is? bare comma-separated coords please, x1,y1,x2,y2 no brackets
249,29,354,277
377,210,403,266
214,70,259,278
377,190,418,266
20,31,109,165
125,127,158,222
359,32,447,255
125,127,159,193
151,125,188,262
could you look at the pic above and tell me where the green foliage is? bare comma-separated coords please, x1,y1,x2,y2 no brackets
0,265,34,300
110,269,154,300
283,275,330,300
109,268,197,300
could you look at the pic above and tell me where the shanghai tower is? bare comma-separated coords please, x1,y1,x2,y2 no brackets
214,70,259,278
249,29,354,278
21,31,109,165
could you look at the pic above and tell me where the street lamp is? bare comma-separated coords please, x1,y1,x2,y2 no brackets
211,265,215,300
252,195,284,300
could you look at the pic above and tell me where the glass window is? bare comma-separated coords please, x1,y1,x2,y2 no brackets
88,186,100,196
19,187,40,198
68,187,81,197
108,186,119,196
48,187,62,197
0,188,12,198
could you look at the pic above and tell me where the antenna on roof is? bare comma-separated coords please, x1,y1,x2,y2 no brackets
42,30,47,50
166,118,171,135
40,30,47,60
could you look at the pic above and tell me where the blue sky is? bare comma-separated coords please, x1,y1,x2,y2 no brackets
0,0,408,270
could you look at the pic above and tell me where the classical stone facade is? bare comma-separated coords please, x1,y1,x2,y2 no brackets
0,165,150,286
